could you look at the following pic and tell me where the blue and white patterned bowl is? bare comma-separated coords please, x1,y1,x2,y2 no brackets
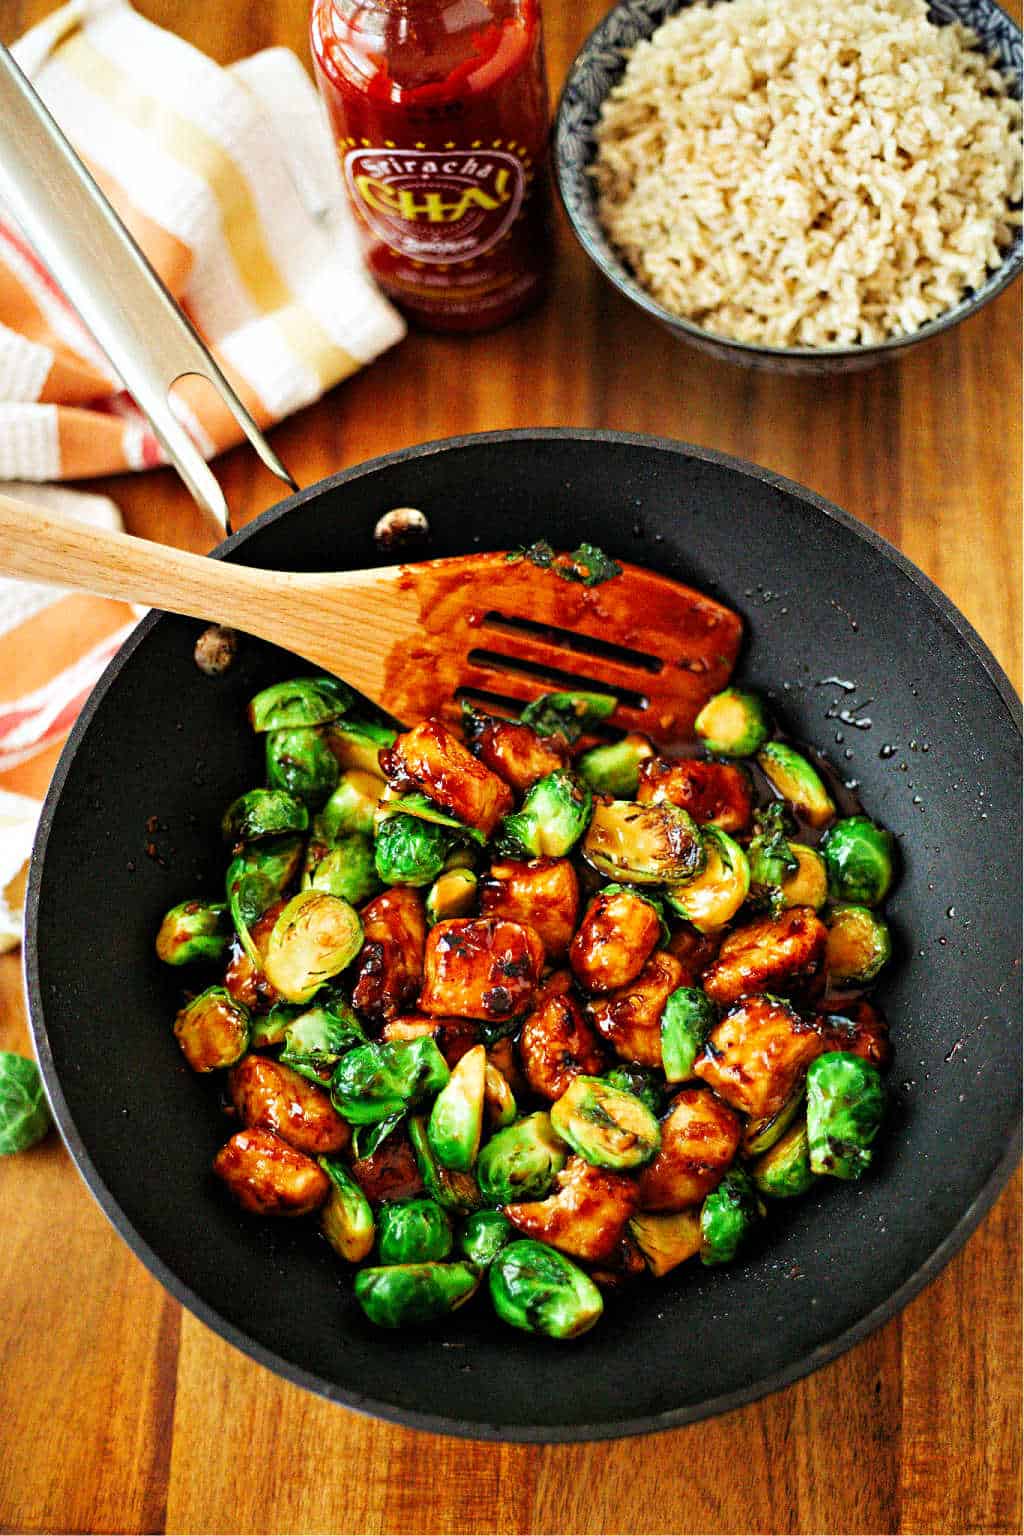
555,0,1022,373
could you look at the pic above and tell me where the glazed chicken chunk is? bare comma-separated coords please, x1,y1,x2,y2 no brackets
419,917,545,1020
816,999,892,1070
213,1127,329,1216
586,948,686,1067
505,1154,639,1263
228,1055,350,1156
351,886,426,1021
519,987,607,1101
701,906,827,1006
637,756,752,833
463,711,569,794
694,995,826,1119
570,887,663,993
637,1087,742,1212
379,717,514,837
478,856,580,961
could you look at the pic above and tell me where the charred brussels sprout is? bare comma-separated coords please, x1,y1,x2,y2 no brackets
490,1240,603,1339
826,904,892,984
318,770,384,840
428,1044,486,1172
263,890,363,1004
331,1038,450,1125
550,1076,660,1170
578,734,654,797
477,1112,567,1204
821,817,895,907
664,829,749,933
779,844,829,910
408,1114,482,1215
603,1063,666,1117
155,899,231,966
265,727,339,808
661,987,717,1083
582,800,704,886
326,715,397,774
306,834,380,905
751,1119,817,1199
374,813,450,887
377,791,486,847
741,1084,805,1157
226,835,304,965
222,788,308,845
520,691,616,743
699,1168,764,1266
249,676,352,733
629,1209,702,1277
377,1198,453,1264
757,743,835,829
806,1052,885,1180
460,1210,514,1268
0,1052,51,1155
694,688,770,757
319,1155,375,1261
173,985,250,1072
426,868,478,925
495,772,592,859
354,1261,479,1328
280,1003,367,1083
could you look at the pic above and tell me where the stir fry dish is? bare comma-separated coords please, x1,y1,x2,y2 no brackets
157,669,896,1340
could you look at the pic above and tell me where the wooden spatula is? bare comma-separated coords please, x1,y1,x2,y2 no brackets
0,492,741,743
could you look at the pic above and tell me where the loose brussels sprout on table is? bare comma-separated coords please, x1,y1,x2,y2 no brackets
0,1051,52,1155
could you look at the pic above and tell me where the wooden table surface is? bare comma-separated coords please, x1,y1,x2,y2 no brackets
0,0,1020,1531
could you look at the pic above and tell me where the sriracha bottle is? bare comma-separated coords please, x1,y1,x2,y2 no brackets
311,0,552,332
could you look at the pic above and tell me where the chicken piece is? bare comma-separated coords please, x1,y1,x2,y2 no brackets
224,901,284,1010
419,917,545,1021
637,1087,742,1212
816,999,892,1070
637,757,752,832
351,887,427,1021
702,906,827,1006
519,988,608,1101
213,1127,329,1216
586,949,685,1067
665,922,721,984
505,1154,639,1263
379,717,513,837
570,887,662,993
349,1129,425,1204
463,711,569,794
478,857,580,961
228,1055,349,1156
694,995,827,1119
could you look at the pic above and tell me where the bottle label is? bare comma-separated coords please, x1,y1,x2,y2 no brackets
343,148,526,265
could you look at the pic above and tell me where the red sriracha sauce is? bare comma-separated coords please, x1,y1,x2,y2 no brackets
311,0,552,333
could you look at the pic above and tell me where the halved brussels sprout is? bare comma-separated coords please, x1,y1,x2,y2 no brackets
377,789,486,845
460,1209,514,1268
664,829,749,933
629,1208,702,1277
699,1168,764,1266
751,1119,817,1199
779,844,829,910
226,835,304,967
660,987,717,1083
425,868,478,926
265,726,339,808
222,788,308,845
746,802,798,913
806,1051,885,1180
331,1038,450,1125
250,1002,300,1049
354,1261,479,1328
306,833,380,906
694,688,770,757
428,1044,486,1172
262,890,363,1005
408,1114,482,1214
155,899,231,966
550,1076,660,1170
325,715,397,774
173,985,250,1072
489,1239,603,1339
0,1051,51,1155
603,1063,666,1117
280,1002,367,1083
484,1062,517,1129
582,800,704,886
249,676,353,733
821,817,895,907
377,1197,454,1264
495,771,593,859
741,1082,805,1156
577,734,655,798
520,691,617,743
319,1155,375,1261
757,743,835,829
476,1112,567,1204
826,904,892,984
374,813,450,887
318,770,385,840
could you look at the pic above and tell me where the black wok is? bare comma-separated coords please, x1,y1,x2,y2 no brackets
26,429,1022,1442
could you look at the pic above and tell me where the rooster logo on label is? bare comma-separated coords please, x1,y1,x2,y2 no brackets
344,148,525,264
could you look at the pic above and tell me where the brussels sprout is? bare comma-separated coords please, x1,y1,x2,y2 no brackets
222,788,308,845
495,772,592,859
460,1210,515,1267
660,987,717,1083
173,985,250,1072
425,868,478,926
306,834,380,905
751,1119,818,1199
826,904,892,985
603,1063,666,1117
326,715,397,773
664,829,750,933
155,899,231,966
259,890,362,1005
250,1002,301,1049
331,1038,450,1126
265,726,339,808
477,1112,567,1204
428,1044,486,1172
319,1155,375,1261
806,1051,885,1180
489,1240,603,1339
443,844,478,873
374,813,450,887
351,1112,405,1161
577,734,654,797
317,770,385,840
249,676,353,733
699,1168,764,1266
520,691,617,743
408,1114,483,1215
694,688,771,757
377,1198,454,1264
354,1261,479,1328
226,835,304,967
484,1062,517,1129
377,790,486,847
280,1002,367,1083
741,1082,805,1156
757,743,835,829
628,1209,702,1277
746,802,798,913
550,1076,660,1170
582,800,704,886
779,844,829,910
0,1052,51,1155
820,817,895,907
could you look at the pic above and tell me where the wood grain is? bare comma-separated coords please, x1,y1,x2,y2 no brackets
0,0,1019,1532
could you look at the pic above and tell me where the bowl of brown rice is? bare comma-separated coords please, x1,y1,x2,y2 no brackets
555,0,1022,372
